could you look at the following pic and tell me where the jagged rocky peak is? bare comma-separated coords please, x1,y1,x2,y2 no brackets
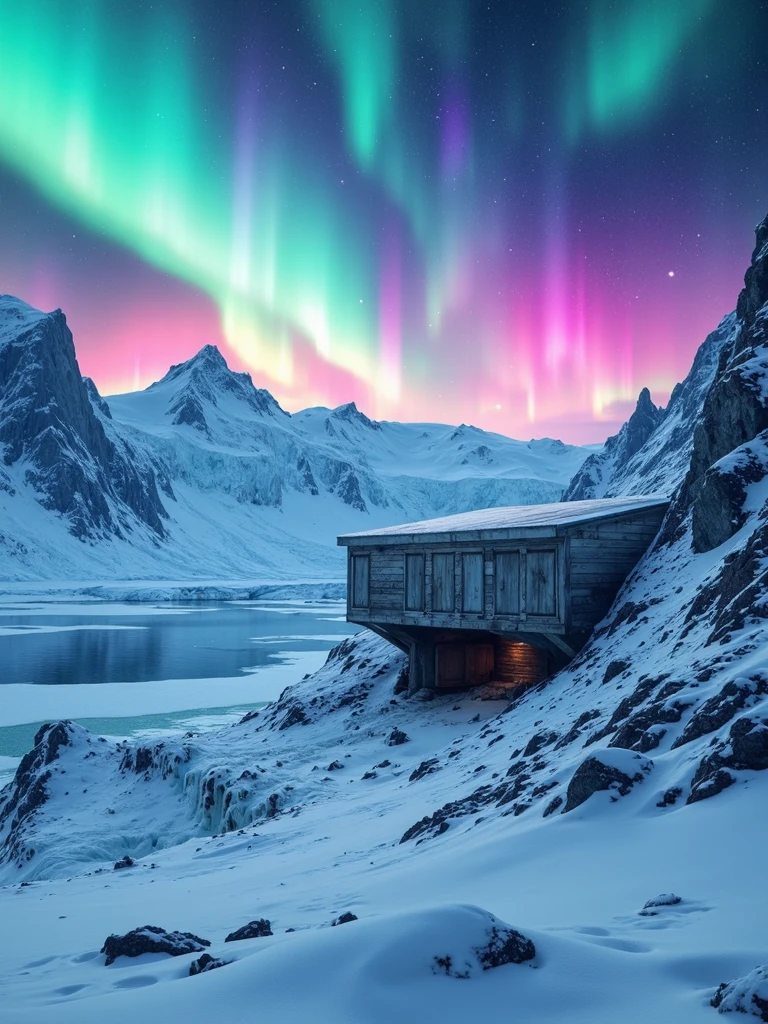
564,388,664,501
672,212,768,551
0,295,167,539
154,343,286,428
331,401,381,430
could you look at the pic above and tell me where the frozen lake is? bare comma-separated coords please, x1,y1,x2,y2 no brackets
0,599,360,769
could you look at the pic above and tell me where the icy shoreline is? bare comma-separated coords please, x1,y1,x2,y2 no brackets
0,579,347,604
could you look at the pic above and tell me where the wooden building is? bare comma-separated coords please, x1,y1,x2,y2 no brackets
337,496,668,694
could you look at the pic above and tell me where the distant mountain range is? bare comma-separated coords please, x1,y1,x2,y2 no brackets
0,297,593,583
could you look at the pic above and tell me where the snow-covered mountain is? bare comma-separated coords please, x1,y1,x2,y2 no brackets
564,312,736,500
3,216,768,1020
0,298,593,584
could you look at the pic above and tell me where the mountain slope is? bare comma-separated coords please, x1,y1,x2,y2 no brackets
0,298,594,584
0,297,167,543
565,312,737,500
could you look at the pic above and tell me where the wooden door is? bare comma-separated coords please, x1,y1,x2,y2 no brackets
462,552,484,612
526,550,556,616
432,552,455,612
465,644,494,684
494,551,520,615
404,553,425,611
351,554,370,608
436,644,465,687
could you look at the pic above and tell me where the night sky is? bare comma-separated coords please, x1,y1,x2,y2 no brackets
1,0,767,442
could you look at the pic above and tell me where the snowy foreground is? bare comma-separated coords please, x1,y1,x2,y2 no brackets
2,510,767,1024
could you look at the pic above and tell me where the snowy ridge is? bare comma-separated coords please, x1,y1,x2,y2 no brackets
0,296,594,585
565,313,737,500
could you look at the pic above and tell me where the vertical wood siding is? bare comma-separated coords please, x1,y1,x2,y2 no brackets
526,550,556,616
494,551,521,614
462,552,484,612
432,552,455,612
405,553,425,610
351,554,370,608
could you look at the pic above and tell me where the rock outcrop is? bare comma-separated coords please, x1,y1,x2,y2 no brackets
564,314,735,501
101,925,210,965
664,216,768,552
0,296,167,540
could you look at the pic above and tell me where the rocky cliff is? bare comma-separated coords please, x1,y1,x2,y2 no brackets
564,313,736,501
0,297,167,541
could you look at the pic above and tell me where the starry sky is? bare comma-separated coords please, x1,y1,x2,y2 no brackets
1,0,766,443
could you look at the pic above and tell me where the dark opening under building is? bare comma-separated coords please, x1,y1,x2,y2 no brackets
338,496,668,694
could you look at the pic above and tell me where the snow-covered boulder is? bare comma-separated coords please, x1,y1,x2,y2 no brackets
563,750,653,813
712,965,768,1019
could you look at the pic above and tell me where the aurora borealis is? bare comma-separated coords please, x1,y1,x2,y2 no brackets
1,1,766,442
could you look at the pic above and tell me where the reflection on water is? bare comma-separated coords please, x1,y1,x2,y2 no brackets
0,600,357,686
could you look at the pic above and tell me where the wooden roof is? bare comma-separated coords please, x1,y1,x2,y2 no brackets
338,495,669,546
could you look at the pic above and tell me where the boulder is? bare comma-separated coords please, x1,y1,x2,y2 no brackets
564,751,652,812
189,953,230,976
224,919,273,942
474,924,536,969
639,893,682,916
101,925,210,966
712,964,768,1020
331,912,358,926
387,728,409,747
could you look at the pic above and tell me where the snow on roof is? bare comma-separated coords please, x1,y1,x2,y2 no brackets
339,495,669,542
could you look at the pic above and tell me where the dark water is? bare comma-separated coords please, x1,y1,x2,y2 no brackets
0,601,358,686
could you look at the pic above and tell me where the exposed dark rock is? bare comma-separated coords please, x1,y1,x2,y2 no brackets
711,964,768,1019
608,700,692,752
387,728,409,746
555,709,601,749
113,855,136,871
335,468,367,512
603,660,630,684
278,704,310,730
331,912,358,926
564,753,651,812
689,713,768,805
101,925,210,965
189,953,231,976
523,730,558,757
688,765,736,804
0,721,78,867
0,297,167,540
639,893,682,916
225,919,273,942
656,787,682,808
564,388,664,501
327,760,344,771
672,679,766,749
409,758,440,782
474,924,536,969
543,795,563,817
664,216,768,553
